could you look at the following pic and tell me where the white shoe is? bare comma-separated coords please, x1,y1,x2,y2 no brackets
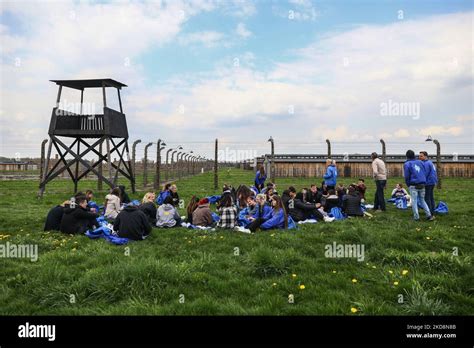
324,216,335,222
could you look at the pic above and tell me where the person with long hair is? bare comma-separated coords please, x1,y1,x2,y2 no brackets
104,187,122,220
139,192,157,225
254,165,267,192
186,195,200,224
244,194,287,232
236,184,253,210
216,194,238,229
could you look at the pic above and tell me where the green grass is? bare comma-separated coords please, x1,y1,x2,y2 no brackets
0,168,473,315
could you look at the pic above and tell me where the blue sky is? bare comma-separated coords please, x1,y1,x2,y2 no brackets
0,0,473,159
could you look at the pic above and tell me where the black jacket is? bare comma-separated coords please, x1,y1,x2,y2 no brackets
44,205,65,231
170,192,180,207
287,198,320,222
306,190,322,204
60,206,98,234
343,193,363,216
322,195,340,212
114,205,152,240
139,202,157,224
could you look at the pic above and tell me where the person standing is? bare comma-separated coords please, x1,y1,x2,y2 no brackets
419,151,438,214
323,159,338,191
403,150,434,221
371,152,387,212
254,165,267,192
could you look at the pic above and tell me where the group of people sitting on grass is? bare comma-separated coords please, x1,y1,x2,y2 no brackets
43,149,440,241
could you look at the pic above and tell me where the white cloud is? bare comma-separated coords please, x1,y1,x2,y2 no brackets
419,126,463,137
394,129,411,138
235,22,252,38
179,31,226,47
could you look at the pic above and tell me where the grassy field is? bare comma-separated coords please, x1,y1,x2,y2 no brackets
0,168,473,315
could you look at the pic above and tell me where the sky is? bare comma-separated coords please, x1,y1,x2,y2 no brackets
0,0,473,161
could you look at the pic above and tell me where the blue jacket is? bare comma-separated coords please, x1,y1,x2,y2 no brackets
422,159,438,186
404,159,427,186
255,170,267,186
156,190,170,205
261,208,286,230
252,204,272,220
323,165,338,186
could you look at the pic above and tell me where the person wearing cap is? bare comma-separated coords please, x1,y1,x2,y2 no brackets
371,152,387,212
192,198,213,227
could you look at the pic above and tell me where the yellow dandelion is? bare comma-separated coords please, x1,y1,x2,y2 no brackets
272,283,277,286
416,228,421,232
350,307,358,313
388,270,393,274
426,237,431,240
402,270,409,276
352,278,357,283
188,240,192,243
220,236,224,239
299,284,305,290
371,265,376,269
270,233,275,237
292,274,297,278
332,270,337,273
393,281,399,286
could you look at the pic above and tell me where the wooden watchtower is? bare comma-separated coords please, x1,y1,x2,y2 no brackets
38,79,135,196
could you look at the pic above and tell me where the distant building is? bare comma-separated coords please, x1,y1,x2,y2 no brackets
0,161,38,171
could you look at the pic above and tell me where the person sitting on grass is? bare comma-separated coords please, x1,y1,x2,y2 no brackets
236,185,253,210
169,184,180,207
104,187,121,220
139,192,157,225
118,185,131,204
217,184,234,209
216,195,238,229
249,194,272,222
44,200,70,231
391,183,412,207
114,203,152,240
342,185,364,217
322,189,340,213
156,183,171,205
356,179,367,201
320,181,328,196
336,183,346,207
246,196,258,216
60,195,98,234
265,186,275,204
287,187,334,222
192,198,213,227
156,196,182,228
259,195,288,231
186,195,200,224
261,182,275,195
306,184,323,205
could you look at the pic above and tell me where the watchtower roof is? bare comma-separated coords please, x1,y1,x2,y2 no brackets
50,79,127,90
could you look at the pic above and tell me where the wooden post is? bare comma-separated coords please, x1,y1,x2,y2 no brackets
143,142,153,188
154,139,162,189
434,139,442,189
39,139,48,183
74,139,80,193
98,139,103,191
117,88,123,113
214,139,218,189
106,137,113,183
132,139,141,180
268,136,275,183
326,139,331,158
380,139,386,161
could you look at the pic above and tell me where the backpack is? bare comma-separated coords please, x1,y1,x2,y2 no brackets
434,201,448,214
329,207,345,220
287,216,298,229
